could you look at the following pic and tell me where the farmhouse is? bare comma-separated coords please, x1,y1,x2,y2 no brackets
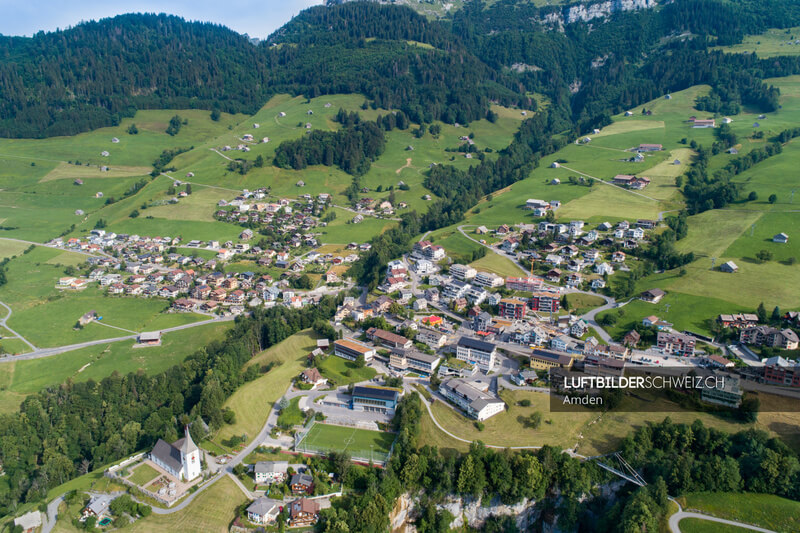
137,331,162,346
254,461,289,484
691,118,716,128
299,368,328,388
149,427,202,482
773,232,789,243
640,288,665,304
720,261,739,273
82,494,113,520
636,144,662,152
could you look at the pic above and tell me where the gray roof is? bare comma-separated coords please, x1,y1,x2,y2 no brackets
254,461,289,474
86,494,114,516
291,473,313,486
247,496,280,517
151,438,182,473
457,336,495,352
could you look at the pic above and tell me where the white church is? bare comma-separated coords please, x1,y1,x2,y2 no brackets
149,426,202,482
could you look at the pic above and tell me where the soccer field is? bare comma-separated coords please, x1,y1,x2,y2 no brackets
297,423,395,460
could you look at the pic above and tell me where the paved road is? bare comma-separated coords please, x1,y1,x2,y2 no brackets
668,499,776,533
0,300,37,351
0,315,235,362
40,495,65,533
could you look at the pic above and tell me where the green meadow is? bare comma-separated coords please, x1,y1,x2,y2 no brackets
714,26,800,58
0,245,206,348
0,321,232,414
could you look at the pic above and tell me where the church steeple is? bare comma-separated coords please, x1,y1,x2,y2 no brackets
181,425,199,456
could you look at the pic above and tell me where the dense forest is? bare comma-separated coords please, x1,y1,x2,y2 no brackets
6,0,800,137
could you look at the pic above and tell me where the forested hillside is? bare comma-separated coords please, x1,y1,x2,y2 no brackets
5,1,800,138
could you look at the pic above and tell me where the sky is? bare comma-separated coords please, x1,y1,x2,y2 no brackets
0,0,324,39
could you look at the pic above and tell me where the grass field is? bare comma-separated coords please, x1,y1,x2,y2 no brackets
677,518,751,532
215,330,320,444
0,239,30,259
418,386,800,455
277,397,305,428
0,322,232,414
127,463,160,486
564,293,606,314
469,251,524,278
714,26,800,58
0,245,207,348
595,290,751,340
127,476,245,533
676,492,800,533
298,422,395,459
420,390,595,451
316,354,377,385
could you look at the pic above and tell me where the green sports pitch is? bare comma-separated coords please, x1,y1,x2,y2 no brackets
296,422,395,460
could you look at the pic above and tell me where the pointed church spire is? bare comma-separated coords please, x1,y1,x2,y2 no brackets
181,424,198,456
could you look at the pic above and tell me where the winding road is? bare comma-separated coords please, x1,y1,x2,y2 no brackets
0,300,37,351
668,499,776,533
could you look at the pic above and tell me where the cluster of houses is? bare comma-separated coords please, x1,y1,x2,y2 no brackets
477,219,658,292
351,196,407,219
717,312,800,351
46,230,360,315
243,462,323,527
214,190,331,242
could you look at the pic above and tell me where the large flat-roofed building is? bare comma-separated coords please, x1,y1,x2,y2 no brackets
505,276,542,292
351,385,400,414
529,292,560,313
657,331,696,356
440,378,505,421
389,348,441,376
701,376,743,408
366,327,412,349
763,356,800,387
528,349,574,370
334,338,376,362
499,298,527,320
417,327,448,349
456,336,497,371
